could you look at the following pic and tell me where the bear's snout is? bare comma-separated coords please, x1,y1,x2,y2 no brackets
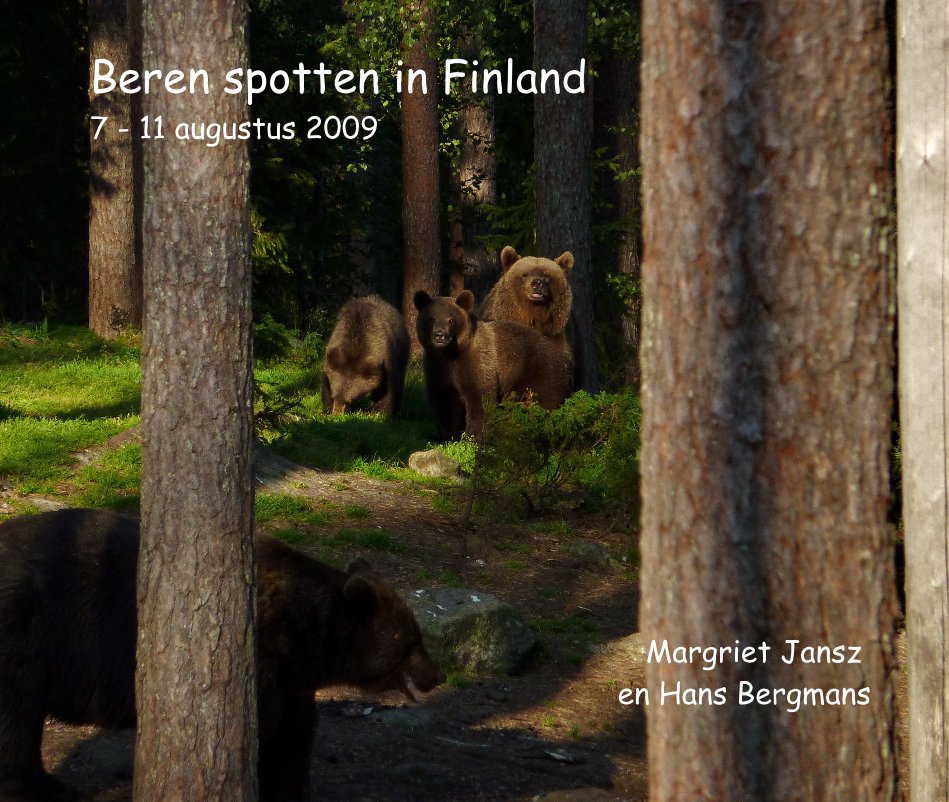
430,329,452,347
527,276,550,302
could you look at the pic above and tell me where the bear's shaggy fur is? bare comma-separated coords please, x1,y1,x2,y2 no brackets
414,290,572,437
478,246,574,338
0,509,441,802
322,295,410,416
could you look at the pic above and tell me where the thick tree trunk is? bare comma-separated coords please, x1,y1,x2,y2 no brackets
448,78,498,301
401,0,441,349
640,1,899,799
134,1,257,800
88,0,143,337
897,0,949,796
534,0,596,392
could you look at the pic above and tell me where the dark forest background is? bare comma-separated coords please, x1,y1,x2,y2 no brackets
0,0,640,389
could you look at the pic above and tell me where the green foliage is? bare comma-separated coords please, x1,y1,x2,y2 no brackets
475,390,640,518
254,312,295,363
433,434,477,474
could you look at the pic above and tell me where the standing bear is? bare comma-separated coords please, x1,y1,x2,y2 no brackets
322,295,410,416
414,290,572,438
0,508,442,802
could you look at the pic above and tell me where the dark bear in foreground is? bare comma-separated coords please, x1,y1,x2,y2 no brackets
0,509,442,802
414,290,572,438
321,295,410,416
479,246,574,339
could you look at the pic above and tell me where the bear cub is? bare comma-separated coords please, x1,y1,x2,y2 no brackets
414,289,571,438
322,295,410,416
0,509,442,802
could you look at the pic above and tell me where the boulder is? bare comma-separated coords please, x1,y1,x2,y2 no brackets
405,587,536,675
408,450,462,479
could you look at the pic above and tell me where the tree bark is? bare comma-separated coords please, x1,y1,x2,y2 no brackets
897,0,949,797
134,1,257,800
88,0,143,337
640,1,899,799
448,52,498,302
401,0,441,349
534,0,597,392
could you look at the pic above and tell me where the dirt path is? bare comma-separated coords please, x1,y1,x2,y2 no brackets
36,442,647,801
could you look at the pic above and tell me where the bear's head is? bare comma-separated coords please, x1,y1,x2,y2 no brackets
337,559,444,701
323,346,382,413
499,246,574,333
413,290,476,353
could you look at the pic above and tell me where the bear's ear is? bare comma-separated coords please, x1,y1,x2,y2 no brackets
500,246,520,273
413,290,433,311
346,557,372,575
343,573,378,612
325,346,343,370
455,290,476,312
555,252,575,273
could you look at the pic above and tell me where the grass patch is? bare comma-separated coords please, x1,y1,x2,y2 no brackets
322,528,406,553
430,494,458,516
0,325,141,494
500,540,532,555
69,442,141,511
436,570,463,588
0,417,133,491
255,493,336,526
344,503,372,519
446,672,468,689
273,527,308,545
502,559,529,572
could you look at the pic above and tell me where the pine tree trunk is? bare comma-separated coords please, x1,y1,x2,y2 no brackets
134,1,257,799
640,1,900,798
448,43,498,302
88,0,142,337
534,0,597,391
401,0,441,348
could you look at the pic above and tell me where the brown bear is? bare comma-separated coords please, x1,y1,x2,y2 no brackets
0,509,442,802
478,246,574,338
322,295,410,416
414,290,572,437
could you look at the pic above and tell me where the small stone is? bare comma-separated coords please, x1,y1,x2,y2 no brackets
408,450,462,479
28,498,68,513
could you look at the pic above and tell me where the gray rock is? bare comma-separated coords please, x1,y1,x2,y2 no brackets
27,497,68,512
567,540,612,566
408,450,462,479
370,706,436,732
405,587,536,675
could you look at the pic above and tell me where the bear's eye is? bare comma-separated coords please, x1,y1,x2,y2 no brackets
447,318,454,329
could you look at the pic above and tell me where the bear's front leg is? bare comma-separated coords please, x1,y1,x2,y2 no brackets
258,697,317,802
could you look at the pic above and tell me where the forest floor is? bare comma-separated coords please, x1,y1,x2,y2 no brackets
35,439,648,802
